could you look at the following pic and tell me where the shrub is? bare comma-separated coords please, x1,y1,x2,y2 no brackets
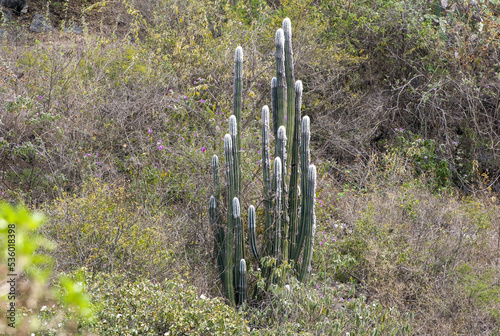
80,271,249,335
317,172,500,334
42,178,179,280
0,203,91,334
246,276,412,335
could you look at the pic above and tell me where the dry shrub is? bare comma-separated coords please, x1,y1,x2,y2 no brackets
41,178,184,281
317,152,500,335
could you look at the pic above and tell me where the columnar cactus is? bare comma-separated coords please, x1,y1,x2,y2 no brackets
274,28,286,145
238,259,247,305
288,81,302,258
283,18,295,158
233,197,245,305
223,134,236,306
209,18,317,307
298,165,317,283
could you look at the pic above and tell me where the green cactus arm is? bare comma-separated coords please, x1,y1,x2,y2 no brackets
233,47,243,191
223,134,236,306
238,259,247,306
233,197,243,305
210,194,225,281
288,81,302,259
298,165,316,283
292,115,310,263
283,18,295,159
229,115,240,198
261,106,273,257
271,77,278,138
277,125,289,261
212,155,221,202
273,156,282,261
275,28,286,153
248,205,259,262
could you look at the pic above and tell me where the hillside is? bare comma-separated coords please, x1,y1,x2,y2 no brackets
1,0,500,334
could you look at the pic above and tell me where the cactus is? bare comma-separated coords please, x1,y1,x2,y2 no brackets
233,47,243,192
288,81,302,258
274,29,286,147
273,157,282,260
209,19,317,307
283,18,295,158
248,205,259,261
292,115,311,264
261,106,273,257
238,259,247,306
211,156,225,279
271,78,278,138
223,134,236,306
298,165,316,283
233,197,245,305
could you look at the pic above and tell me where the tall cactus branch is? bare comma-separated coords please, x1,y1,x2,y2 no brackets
229,115,240,198
288,81,302,258
271,77,278,138
273,157,282,261
223,134,236,306
234,46,243,188
283,18,295,159
238,259,247,306
298,165,317,282
233,197,244,305
248,205,259,262
292,116,311,264
277,126,289,261
275,29,286,156
261,106,273,257
211,155,225,281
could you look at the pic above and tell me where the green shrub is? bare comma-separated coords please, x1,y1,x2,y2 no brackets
81,271,249,335
0,203,91,334
247,276,412,335
42,179,178,279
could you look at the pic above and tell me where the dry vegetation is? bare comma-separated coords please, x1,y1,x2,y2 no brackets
1,0,500,334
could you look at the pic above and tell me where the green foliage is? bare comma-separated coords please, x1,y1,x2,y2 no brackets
247,276,413,335
82,271,249,335
393,129,451,189
42,179,177,278
0,203,91,333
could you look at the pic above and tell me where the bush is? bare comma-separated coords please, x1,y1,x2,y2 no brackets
81,271,249,335
0,203,91,334
316,170,500,334
42,178,179,280
246,276,412,335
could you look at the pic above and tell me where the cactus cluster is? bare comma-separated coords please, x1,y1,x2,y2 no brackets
209,18,317,307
